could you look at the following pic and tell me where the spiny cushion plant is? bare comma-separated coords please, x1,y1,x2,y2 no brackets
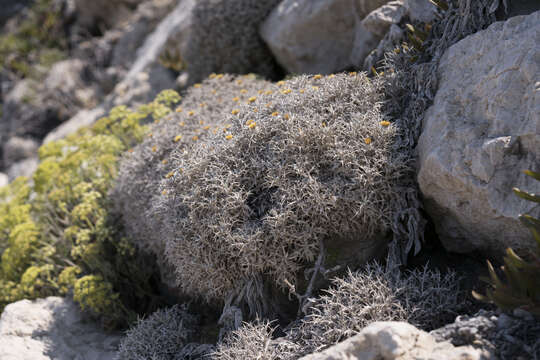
212,262,467,359
128,72,416,318
473,170,540,316
0,90,181,328
113,74,273,267
116,304,199,360
212,320,299,360
183,0,282,83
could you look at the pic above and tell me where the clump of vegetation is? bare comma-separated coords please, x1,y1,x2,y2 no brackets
212,262,467,359
116,304,200,360
0,90,181,329
473,170,540,316
213,321,299,360
113,74,272,288
116,72,416,321
183,0,282,83
0,0,68,79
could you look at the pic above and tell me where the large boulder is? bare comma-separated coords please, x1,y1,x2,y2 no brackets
404,0,438,23
0,297,121,360
299,321,486,360
261,0,389,74
417,11,540,257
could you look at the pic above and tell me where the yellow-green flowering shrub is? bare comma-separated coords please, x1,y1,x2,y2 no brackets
0,90,181,328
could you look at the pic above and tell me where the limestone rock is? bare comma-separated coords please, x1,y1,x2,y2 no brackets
0,297,121,360
110,0,179,70
261,0,389,74
404,0,438,23
363,24,404,70
7,157,39,181
0,79,63,162
351,1,405,67
2,136,39,169
0,58,98,161
0,173,8,187
108,0,194,107
417,11,540,257
43,107,106,144
299,321,486,360
361,1,405,38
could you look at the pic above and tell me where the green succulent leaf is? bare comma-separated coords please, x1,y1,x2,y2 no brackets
523,170,540,181
513,187,540,203
475,169,540,316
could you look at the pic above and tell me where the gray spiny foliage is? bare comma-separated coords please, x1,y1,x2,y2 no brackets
212,262,468,359
183,0,282,83
211,321,300,360
113,74,272,261
155,72,414,316
380,0,504,267
115,305,198,360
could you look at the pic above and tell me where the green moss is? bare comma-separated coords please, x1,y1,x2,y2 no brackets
0,90,181,329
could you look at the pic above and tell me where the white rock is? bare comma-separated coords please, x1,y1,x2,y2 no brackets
351,1,406,67
417,12,540,256
0,297,121,360
7,157,39,182
2,136,39,168
261,0,389,74
362,1,405,38
404,0,438,23
43,107,106,144
0,173,8,187
108,0,194,107
299,321,486,360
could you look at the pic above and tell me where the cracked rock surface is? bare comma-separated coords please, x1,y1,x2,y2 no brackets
417,11,540,257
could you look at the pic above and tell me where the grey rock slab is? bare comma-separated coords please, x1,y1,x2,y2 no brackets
0,297,121,360
416,11,540,257
352,1,406,67
404,0,438,23
2,136,39,169
7,157,39,182
260,0,389,74
299,321,486,360
43,107,106,144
